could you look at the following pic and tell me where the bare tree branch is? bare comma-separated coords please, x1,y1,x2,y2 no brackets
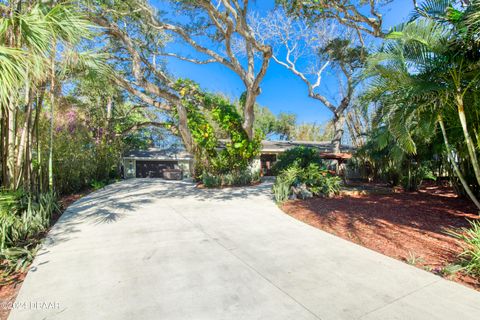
136,1,272,138
118,121,175,136
255,9,362,153
163,53,217,64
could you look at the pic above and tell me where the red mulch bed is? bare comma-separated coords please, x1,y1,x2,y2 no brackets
0,189,91,320
281,183,480,290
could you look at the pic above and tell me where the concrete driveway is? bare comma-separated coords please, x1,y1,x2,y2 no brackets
9,179,480,319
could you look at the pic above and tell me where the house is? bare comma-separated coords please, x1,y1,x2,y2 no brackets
123,147,193,179
123,140,354,179
258,140,354,175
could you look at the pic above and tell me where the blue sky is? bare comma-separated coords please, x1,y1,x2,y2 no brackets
155,1,414,124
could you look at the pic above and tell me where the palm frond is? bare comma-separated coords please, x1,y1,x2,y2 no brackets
43,3,93,44
0,46,28,106
60,50,112,80
411,0,454,21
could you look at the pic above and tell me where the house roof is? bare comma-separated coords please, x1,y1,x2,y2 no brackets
124,140,354,160
123,147,193,160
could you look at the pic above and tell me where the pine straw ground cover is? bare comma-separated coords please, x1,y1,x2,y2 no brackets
0,190,91,320
281,182,480,290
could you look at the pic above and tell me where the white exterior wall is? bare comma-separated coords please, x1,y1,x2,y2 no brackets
250,158,261,174
124,159,136,179
177,160,193,178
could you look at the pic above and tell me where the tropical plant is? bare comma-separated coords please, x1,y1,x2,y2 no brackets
0,1,98,193
91,180,107,191
272,146,326,174
361,0,480,208
273,176,293,203
177,80,262,182
0,190,58,276
202,169,260,188
450,220,480,276
202,173,222,188
273,165,303,203
356,126,439,191
273,153,342,203
302,163,342,197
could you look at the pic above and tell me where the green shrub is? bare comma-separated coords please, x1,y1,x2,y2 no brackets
91,180,107,190
230,169,260,186
0,190,29,216
450,220,480,276
273,176,292,203
202,173,222,188
272,162,342,203
273,165,303,203
401,164,437,191
178,80,262,180
319,175,342,196
202,169,261,188
272,146,326,174
0,191,59,275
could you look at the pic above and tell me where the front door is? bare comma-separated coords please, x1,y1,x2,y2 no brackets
260,154,277,176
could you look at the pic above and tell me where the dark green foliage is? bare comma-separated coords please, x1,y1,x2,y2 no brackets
401,164,436,192
91,179,108,190
319,38,366,69
253,105,296,140
359,0,480,199
271,149,341,203
176,79,261,185
273,165,303,202
272,146,326,174
302,163,342,197
202,173,222,188
202,169,261,188
0,190,58,276
355,127,438,191
273,163,341,203
275,0,385,37
239,92,296,140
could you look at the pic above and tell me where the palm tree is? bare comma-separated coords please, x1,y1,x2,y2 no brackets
0,1,92,191
363,0,480,209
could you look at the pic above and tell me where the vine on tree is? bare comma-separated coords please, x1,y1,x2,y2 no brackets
175,79,261,179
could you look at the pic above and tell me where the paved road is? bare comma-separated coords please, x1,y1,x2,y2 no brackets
9,179,480,319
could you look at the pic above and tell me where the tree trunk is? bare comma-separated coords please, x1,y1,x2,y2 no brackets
332,112,346,154
6,102,16,189
176,103,194,153
34,92,44,194
105,96,113,139
0,105,7,187
48,45,56,192
15,95,33,189
14,115,29,190
439,115,480,211
242,89,257,140
455,93,480,187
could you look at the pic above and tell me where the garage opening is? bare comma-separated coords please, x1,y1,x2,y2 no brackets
135,160,176,178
